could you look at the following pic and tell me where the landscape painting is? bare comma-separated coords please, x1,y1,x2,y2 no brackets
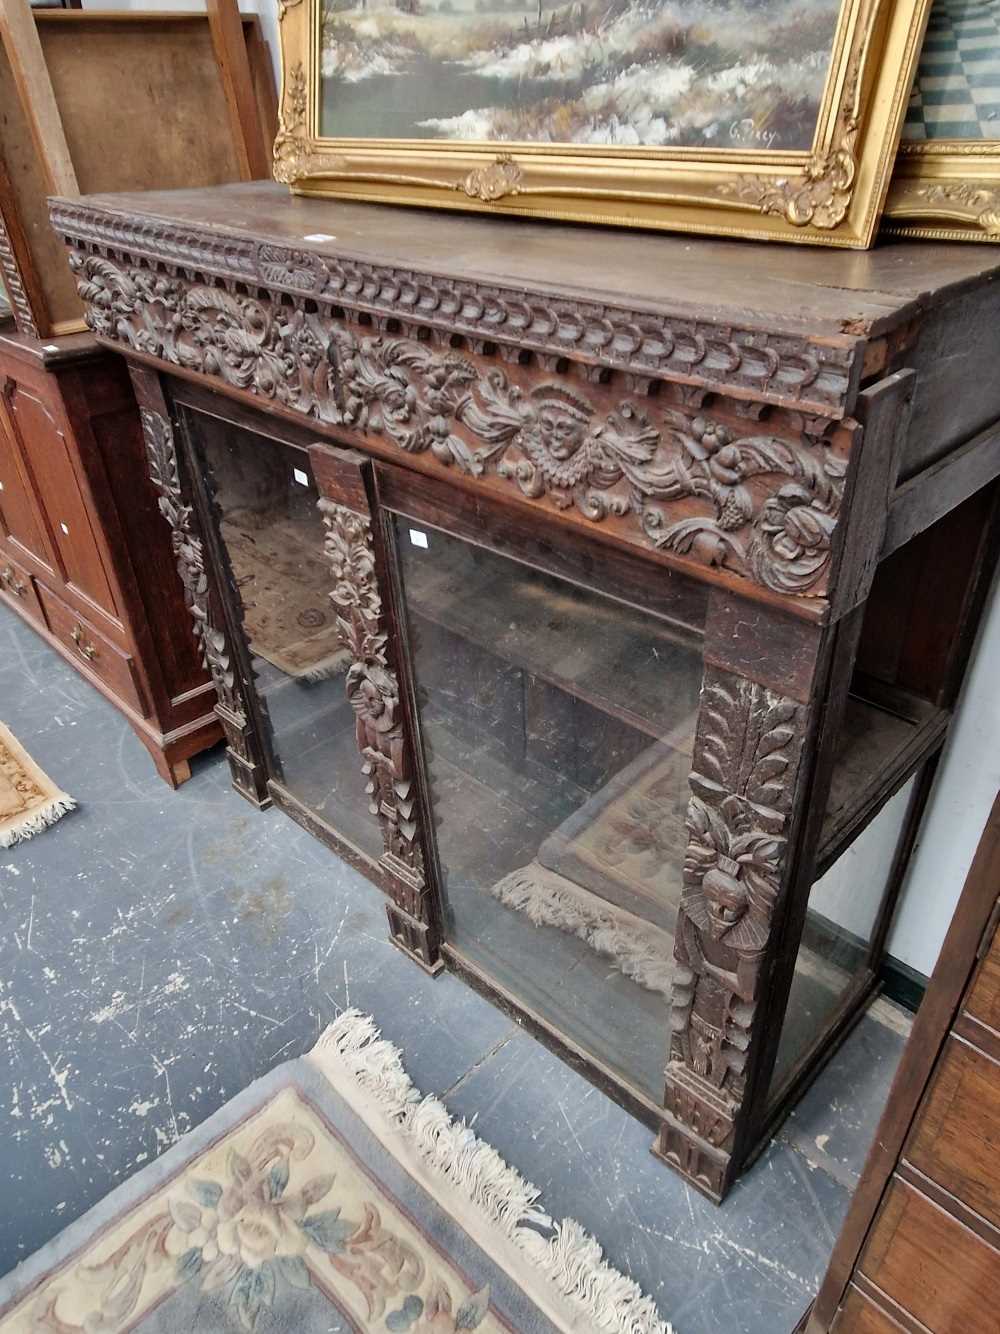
318,0,843,152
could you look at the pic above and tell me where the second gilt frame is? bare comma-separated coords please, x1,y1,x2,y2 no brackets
274,0,932,249
886,142,1000,241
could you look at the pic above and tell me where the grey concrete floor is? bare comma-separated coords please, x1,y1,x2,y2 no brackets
0,605,911,1334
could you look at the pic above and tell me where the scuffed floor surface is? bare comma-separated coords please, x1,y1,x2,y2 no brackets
0,607,912,1334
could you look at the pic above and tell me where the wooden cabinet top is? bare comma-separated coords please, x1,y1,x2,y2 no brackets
50,181,1000,420
48,182,1000,616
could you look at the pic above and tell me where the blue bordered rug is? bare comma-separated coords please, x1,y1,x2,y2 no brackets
0,1011,672,1333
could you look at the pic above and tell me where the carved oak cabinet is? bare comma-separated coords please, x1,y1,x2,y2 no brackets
49,181,1000,1200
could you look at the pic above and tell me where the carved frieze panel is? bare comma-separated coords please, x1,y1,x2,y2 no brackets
48,202,860,417
660,667,808,1192
71,250,852,602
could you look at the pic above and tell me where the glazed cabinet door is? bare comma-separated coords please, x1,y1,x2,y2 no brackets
169,400,403,864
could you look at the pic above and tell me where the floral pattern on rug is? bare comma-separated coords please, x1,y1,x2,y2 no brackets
6,1089,498,1334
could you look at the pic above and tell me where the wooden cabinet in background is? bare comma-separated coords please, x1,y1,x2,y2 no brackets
0,328,221,784
0,0,277,783
804,794,1000,1332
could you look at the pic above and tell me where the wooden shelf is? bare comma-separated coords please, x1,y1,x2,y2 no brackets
817,680,949,874
403,547,702,747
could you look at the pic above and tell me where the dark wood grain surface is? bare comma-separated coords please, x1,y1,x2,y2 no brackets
51,181,1000,339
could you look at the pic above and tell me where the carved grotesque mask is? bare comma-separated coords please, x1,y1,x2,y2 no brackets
531,388,592,461
702,856,749,940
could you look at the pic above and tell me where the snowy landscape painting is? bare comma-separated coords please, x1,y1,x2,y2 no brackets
318,0,842,151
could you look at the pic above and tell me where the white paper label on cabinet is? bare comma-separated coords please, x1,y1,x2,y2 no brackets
60,522,69,535
293,468,310,487
409,529,429,549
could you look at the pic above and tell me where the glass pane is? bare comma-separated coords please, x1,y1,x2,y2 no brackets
771,776,916,1091
395,518,702,1100
193,412,381,863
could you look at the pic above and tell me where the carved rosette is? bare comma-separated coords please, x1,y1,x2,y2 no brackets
659,669,807,1197
318,498,433,951
138,407,266,800
71,251,850,603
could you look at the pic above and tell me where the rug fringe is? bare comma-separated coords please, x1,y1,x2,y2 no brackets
314,1010,674,1334
491,866,674,999
0,794,76,848
299,653,349,684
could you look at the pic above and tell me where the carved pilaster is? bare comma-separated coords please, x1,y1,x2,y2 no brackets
656,667,808,1199
138,404,270,807
314,452,441,974
0,208,41,339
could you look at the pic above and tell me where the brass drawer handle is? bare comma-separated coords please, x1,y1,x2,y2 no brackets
1,564,27,598
70,622,97,661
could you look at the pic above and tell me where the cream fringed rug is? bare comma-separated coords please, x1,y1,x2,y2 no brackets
0,722,75,848
0,1012,673,1334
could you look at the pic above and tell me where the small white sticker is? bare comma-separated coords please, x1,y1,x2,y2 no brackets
0,481,4,490
293,467,310,487
43,344,60,352
60,522,70,535
303,233,336,242
409,529,429,549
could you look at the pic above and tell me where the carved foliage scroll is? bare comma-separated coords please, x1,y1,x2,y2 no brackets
661,668,807,1194
74,252,849,601
318,497,427,913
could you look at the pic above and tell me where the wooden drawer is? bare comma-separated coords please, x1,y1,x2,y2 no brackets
860,1179,1000,1333
965,918,1000,1032
906,1037,1000,1230
0,546,44,625
36,583,148,719
831,1286,904,1333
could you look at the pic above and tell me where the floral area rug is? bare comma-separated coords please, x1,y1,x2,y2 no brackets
0,721,75,848
0,1012,672,1334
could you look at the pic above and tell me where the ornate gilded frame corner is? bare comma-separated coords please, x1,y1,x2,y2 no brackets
274,0,930,248
884,141,1000,241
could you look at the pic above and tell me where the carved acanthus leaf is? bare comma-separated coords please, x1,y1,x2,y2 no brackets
913,183,1000,237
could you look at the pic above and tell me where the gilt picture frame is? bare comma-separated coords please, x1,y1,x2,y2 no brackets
274,0,932,247
885,0,1000,239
